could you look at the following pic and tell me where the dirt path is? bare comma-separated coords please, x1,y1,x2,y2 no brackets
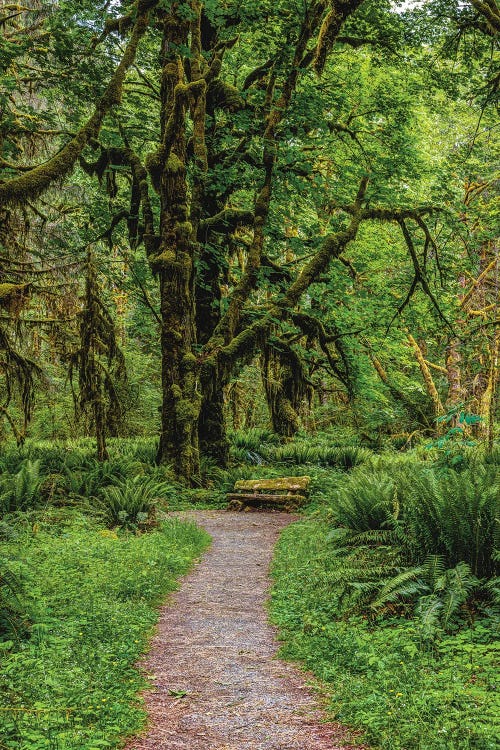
126,511,361,750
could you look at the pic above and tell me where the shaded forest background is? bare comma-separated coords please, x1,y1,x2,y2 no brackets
0,0,498,475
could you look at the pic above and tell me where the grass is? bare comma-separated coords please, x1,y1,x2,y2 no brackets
270,519,500,750
0,510,210,750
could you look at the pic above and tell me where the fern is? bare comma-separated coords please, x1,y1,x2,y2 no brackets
92,476,171,529
423,555,446,588
0,459,42,514
436,562,479,628
400,465,498,576
371,567,427,609
415,595,443,639
330,470,395,531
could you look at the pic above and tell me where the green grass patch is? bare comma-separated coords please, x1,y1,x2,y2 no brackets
270,519,499,750
0,512,210,750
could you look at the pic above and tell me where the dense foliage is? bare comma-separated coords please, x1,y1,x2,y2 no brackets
0,0,497,468
0,1,498,748
0,510,209,749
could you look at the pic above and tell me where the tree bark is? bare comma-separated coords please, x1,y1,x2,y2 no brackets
407,333,444,428
154,13,201,480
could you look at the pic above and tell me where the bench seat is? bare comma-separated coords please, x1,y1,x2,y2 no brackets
227,476,310,512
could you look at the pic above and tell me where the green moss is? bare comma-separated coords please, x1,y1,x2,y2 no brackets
175,220,193,238
151,250,176,268
207,79,245,112
0,283,29,300
171,384,182,400
145,148,165,193
175,399,199,425
234,476,310,491
166,153,184,174
181,353,197,370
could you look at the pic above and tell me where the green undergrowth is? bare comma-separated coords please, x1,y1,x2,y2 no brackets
271,516,499,750
0,511,210,750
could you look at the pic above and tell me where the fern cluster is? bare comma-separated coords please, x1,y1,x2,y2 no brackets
0,439,174,523
326,461,499,633
0,459,42,514
91,476,172,530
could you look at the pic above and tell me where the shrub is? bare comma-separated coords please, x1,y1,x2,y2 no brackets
228,428,279,451
266,442,371,469
399,465,499,576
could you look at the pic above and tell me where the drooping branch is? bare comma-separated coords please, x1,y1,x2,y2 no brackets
210,177,369,367
290,311,354,394
398,219,454,332
211,2,365,348
0,1,157,207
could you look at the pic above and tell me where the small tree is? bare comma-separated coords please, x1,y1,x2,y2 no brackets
69,250,126,460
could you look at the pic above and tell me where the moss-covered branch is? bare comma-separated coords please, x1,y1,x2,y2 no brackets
146,76,205,194
198,209,254,237
470,0,500,35
208,177,369,367
313,2,365,75
0,1,157,207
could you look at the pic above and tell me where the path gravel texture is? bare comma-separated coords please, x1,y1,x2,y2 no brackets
126,510,362,750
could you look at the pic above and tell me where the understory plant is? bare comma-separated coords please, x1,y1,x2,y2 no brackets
0,515,210,750
271,517,499,750
324,462,499,632
93,476,172,530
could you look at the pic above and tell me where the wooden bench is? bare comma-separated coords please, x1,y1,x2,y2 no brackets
227,476,310,512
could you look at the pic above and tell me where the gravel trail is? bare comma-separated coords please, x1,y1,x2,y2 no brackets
125,511,363,750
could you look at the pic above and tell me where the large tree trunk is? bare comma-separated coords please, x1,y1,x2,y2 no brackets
155,15,201,481
199,363,229,464
445,338,463,410
261,339,311,437
196,203,229,464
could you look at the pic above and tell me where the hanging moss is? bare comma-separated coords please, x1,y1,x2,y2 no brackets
145,148,165,193
207,79,245,112
0,7,154,206
0,283,30,312
0,325,41,444
67,250,127,460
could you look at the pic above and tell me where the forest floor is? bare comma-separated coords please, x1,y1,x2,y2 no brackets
125,510,364,750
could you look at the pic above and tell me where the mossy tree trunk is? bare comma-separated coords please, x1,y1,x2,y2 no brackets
261,337,312,437
153,12,202,480
196,200,230,465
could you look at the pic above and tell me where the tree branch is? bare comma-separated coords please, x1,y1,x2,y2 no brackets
0,1,157,207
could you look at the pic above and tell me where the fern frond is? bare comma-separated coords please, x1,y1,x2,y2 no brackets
371,566,427,609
